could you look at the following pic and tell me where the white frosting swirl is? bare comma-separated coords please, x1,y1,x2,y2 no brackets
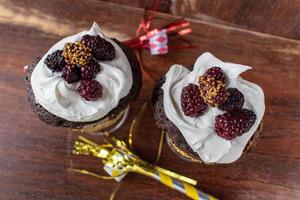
162,52,265,164
31,23,133,122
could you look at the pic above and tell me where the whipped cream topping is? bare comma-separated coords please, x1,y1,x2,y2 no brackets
162,52,265,163
31,23,133,122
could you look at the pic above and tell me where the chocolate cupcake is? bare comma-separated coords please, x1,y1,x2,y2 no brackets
151,52,264,164
25,23,142,129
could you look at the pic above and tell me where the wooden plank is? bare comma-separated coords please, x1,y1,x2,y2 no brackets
100,0,171,13
0,0,299,199
172,0,300,40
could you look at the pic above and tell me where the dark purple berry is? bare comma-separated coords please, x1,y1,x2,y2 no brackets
181,83,208,117
219,88,244,111
80,59,101,80
215,108,256,140
204,67,226,83
81,34,115,61
44,50,66,72
62,65,80,83
78,80,103,101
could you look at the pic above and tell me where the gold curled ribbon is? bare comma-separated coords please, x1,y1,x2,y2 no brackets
109,184,121,200
155,130,165,163
128,102,164,164
68,168,122,200
72,135,198,184
128,102,148,149
69,103,217,200
68,168,118,180
71,135,218,200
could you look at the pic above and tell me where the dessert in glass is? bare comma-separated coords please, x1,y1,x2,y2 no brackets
25,23,142,134
152,52,264,164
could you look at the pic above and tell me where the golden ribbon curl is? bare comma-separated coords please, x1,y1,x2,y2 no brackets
69,102,217,200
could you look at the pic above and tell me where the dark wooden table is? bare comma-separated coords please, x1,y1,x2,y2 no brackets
0,0,300,199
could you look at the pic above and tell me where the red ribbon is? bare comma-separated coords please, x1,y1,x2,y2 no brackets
123,4,193,82
123,17,193,50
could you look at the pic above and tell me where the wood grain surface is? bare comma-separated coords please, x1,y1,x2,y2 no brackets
171,0,300,40
0,0,300,199
104,0,171,13
103,0,300,40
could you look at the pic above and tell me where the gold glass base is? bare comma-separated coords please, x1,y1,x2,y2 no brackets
72,106,130,135
165,133,201,163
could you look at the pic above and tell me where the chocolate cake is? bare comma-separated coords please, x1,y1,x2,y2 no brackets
151,53,265,164
152,76,263,163
25,23,142,129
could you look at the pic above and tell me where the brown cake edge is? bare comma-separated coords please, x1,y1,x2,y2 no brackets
25,39,142,128
151,75,263,164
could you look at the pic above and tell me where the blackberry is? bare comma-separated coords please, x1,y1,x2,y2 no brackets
78,80,103,101
215,108,256,140
62,65,80,83
44,50,66,72
80,59,101,80
204,67,226,83
219,88,244,111
199,67,228,106
181,83,208,117
81,35,115,61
